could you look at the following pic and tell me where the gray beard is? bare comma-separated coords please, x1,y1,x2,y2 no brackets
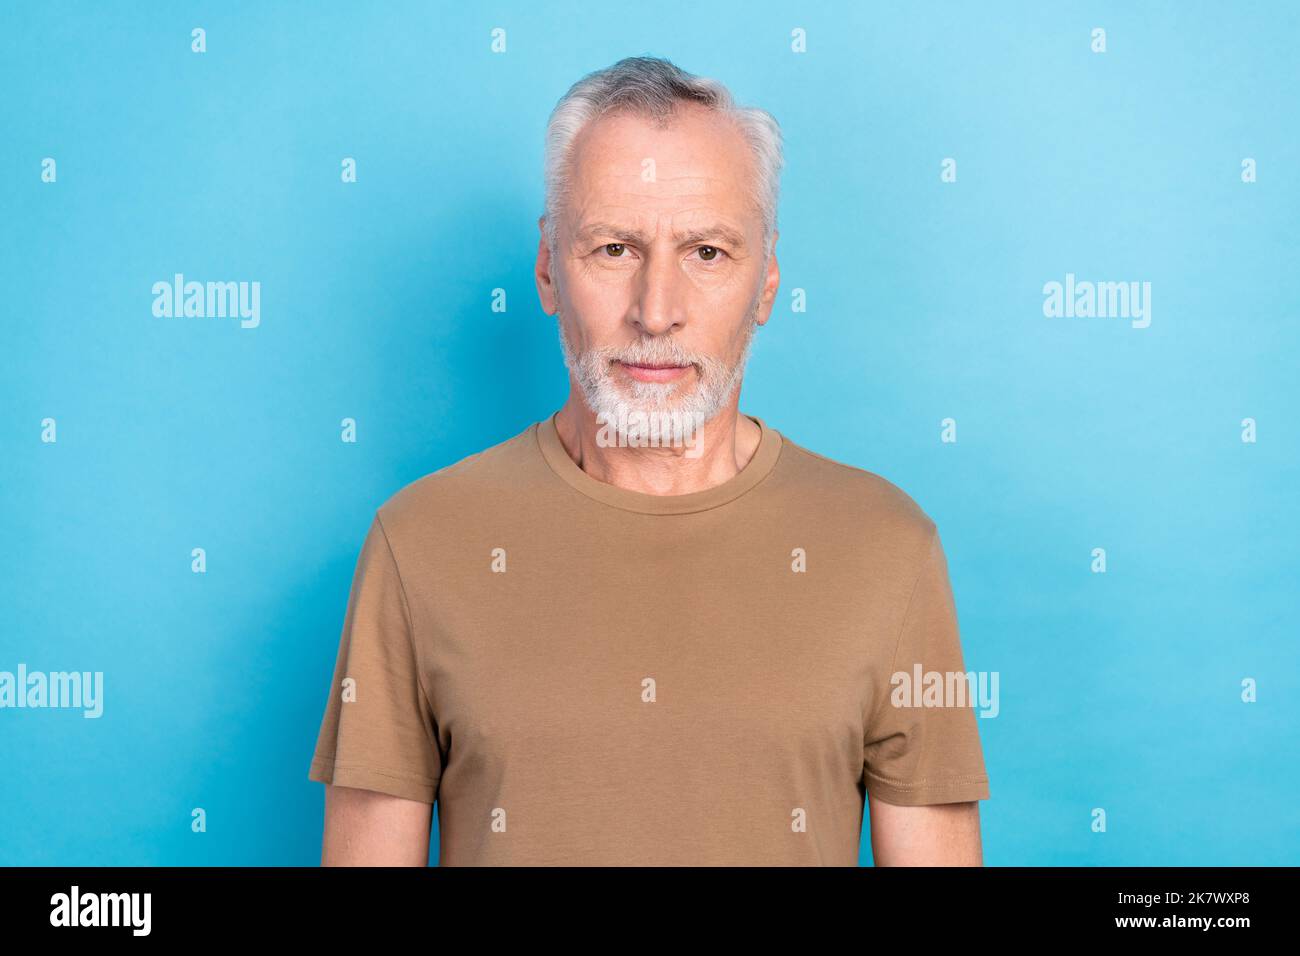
556,306,758,446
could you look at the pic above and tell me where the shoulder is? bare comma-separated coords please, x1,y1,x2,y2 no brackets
774,432,939,548
373,421,541,539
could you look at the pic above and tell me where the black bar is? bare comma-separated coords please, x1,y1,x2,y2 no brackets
0,866,1290,940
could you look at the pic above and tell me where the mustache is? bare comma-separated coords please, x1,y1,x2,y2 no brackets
592,339,705,369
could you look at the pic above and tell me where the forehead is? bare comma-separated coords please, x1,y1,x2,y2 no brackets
564,104,760,233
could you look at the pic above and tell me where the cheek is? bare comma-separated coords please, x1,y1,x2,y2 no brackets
558,300,622,353
562,281,635,332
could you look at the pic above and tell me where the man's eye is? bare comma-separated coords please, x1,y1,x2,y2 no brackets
604,243,626,257
696,245,724,262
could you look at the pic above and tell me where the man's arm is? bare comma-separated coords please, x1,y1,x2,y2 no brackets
321,784,433,866
867,796,983,866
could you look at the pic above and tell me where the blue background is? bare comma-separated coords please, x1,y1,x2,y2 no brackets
2,0,1296,865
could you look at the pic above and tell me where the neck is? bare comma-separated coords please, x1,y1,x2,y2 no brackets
552,389,762,496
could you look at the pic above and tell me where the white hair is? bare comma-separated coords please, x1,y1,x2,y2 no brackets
541,55,784,261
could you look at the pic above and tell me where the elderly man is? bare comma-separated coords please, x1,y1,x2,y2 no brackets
309,55,990,866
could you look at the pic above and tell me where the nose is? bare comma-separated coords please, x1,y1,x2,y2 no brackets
628,249,687,337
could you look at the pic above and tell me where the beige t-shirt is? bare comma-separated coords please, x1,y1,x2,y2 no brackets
308,412,990,865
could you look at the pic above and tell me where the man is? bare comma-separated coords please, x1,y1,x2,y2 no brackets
308,55,990,866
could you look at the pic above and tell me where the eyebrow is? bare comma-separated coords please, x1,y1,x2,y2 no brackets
575,221,748,251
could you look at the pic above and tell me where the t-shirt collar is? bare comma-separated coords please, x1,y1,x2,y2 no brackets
535,410,783,515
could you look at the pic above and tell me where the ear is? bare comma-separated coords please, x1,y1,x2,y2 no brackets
754,230,780,327
535,217,558,315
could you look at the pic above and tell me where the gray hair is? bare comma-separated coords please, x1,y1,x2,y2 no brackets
542,55,783,262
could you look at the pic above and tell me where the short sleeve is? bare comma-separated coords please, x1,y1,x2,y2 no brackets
307,513,443,804
863,526,991,806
